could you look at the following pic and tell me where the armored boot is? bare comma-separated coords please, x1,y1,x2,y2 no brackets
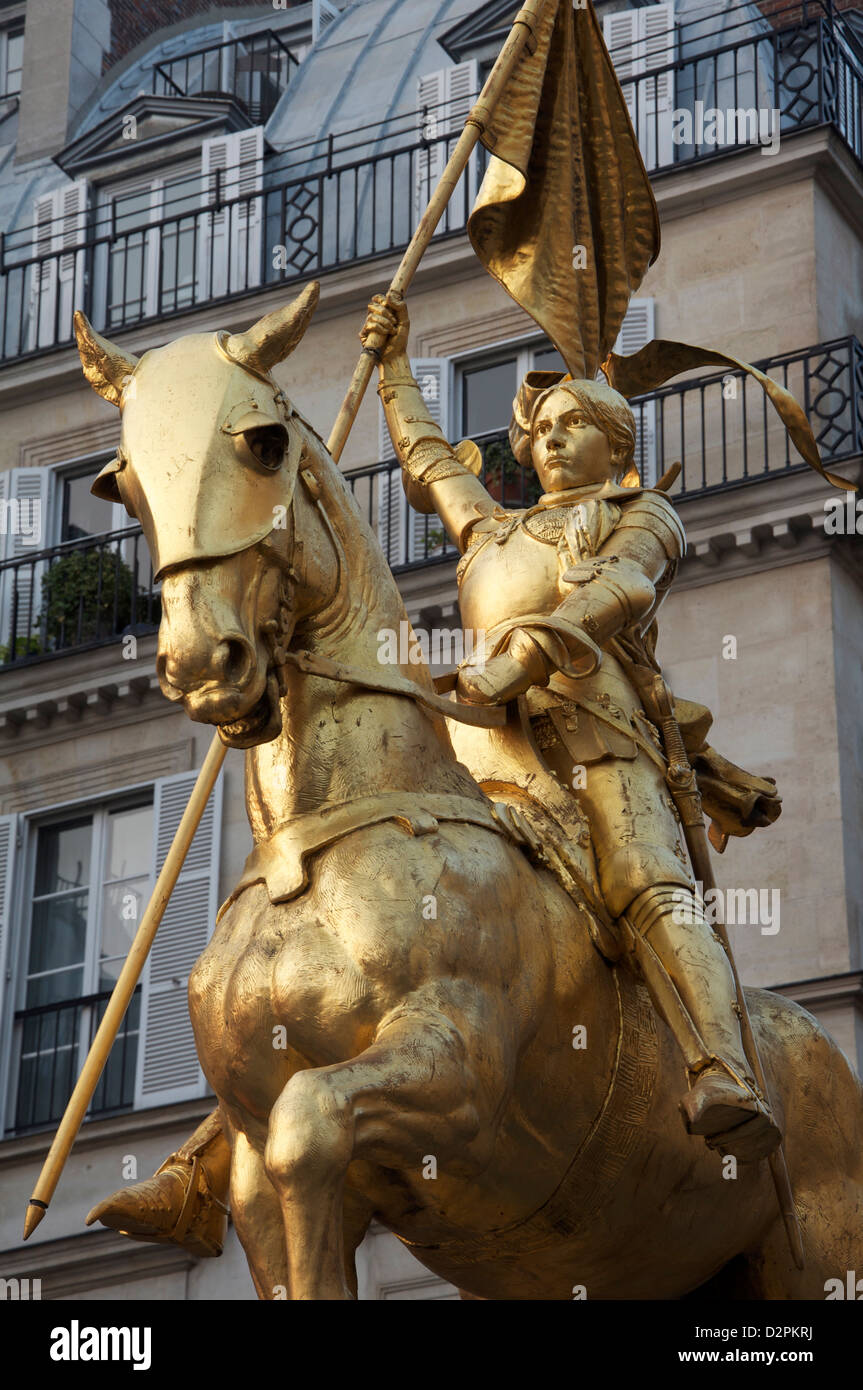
86,1110,230,1257
623,885,781,1162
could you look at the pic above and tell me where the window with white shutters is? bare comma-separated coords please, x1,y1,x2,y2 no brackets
377,358,451,568
613,298,657,486
0,466,53,661
415,62,479,232
6,800,153,1133
200,128,264,300
603,4,676,170
135,768,223,1109
26,181,88,352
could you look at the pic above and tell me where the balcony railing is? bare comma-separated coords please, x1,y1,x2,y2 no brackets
152,30,298,124
0,6,860,367
0,526,159,668
0,337,858,670
9,987,140,1134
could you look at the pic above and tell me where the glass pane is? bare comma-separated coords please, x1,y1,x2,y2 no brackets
34,818,91,896
5,32,23,95
105,805,152,880
462,358,518,436
62,471,112,541
28,891,88,978
25,963,85,1009
91,991,140,1114
100,875,149,977
532,344,566,373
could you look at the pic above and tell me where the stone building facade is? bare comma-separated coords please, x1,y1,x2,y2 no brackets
0,0,860,1300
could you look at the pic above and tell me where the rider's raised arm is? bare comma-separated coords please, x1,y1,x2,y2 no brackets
364,295,500,554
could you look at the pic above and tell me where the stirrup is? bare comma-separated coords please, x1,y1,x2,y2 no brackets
681,1058,781,1162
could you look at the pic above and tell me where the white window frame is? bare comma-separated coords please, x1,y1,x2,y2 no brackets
0,20,24,99
3,791,154,1136
0,767,223,1134
92,162,199,329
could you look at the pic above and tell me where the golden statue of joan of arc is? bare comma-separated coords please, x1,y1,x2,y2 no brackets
365,290,784,1160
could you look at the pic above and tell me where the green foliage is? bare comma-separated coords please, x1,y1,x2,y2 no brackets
481,437,542,508
40,548,136,647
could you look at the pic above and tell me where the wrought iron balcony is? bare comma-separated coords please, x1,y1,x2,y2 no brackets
9,987,140,1135
0,526,159,669
0,4,860,368
152,30,298,124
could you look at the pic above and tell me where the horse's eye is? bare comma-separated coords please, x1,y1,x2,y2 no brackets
244,424,287,470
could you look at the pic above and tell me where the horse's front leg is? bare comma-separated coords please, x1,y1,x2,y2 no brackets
264,998,504,1300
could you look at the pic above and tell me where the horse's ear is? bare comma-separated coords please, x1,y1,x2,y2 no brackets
74,312,139,408
225,281,319,374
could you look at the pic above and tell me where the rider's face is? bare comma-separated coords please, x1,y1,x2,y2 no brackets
530,388,617,493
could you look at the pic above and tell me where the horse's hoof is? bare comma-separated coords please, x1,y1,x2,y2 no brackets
85,1157,226,1258
681,1066,782,1162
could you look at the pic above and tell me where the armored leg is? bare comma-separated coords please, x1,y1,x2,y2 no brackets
86,1108,230,1257
623,885,781,1162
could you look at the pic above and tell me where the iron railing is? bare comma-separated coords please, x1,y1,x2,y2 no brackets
0,336,858,667
0,526,160,668
10,986,141,1134
152,29,298,123
0,6,860,365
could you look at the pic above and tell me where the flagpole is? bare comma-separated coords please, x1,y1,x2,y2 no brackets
326,0,552,463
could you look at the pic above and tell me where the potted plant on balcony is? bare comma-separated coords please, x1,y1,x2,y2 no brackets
481,435,542,507
38,548,141,651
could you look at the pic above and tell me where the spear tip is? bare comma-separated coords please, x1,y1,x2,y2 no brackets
22,1200,47,1240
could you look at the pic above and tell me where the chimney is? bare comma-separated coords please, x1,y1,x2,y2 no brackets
16,0,112,163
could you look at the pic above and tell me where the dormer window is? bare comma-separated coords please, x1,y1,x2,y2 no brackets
0,22,23,99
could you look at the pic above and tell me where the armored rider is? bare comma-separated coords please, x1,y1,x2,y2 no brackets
366,291,782,1164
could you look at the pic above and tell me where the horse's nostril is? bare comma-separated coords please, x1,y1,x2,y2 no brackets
216,636,254,687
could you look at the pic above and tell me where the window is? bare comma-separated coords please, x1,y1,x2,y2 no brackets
97,165,200,328
13,801,152,1132
0,771,223,1135
458,340,566,437
59,463,117,543
0,23,23,98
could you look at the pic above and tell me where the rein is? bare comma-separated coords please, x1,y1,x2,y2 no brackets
282,648,507,729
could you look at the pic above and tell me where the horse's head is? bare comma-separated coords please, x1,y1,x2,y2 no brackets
74,282,320,748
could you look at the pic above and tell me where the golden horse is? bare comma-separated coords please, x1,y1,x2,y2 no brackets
73,286,863,1300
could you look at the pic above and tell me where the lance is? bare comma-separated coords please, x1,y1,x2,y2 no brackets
23,0,553,1240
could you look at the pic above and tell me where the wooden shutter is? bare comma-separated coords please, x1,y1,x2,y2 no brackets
377,359,449,567
614,299,657,486
641,3,676,170
134,768,223,1108
0,467,53,659
200,129,264,299
0,815,20,1123
415,62,478,230
415,70,447,228
27,183,88,352
603,6,675,169
602,9,639,133
27,194,58,351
